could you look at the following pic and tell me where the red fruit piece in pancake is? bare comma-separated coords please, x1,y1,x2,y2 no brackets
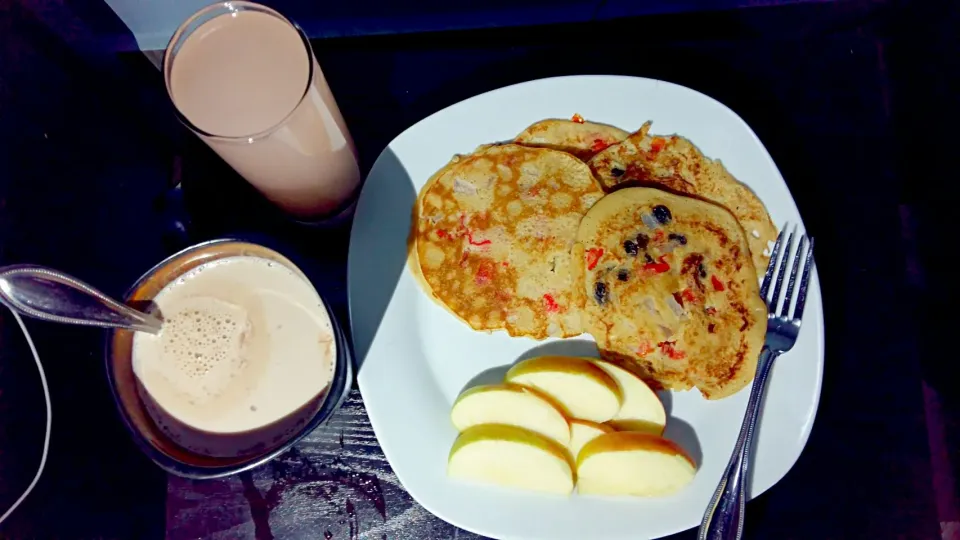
586,248,604,270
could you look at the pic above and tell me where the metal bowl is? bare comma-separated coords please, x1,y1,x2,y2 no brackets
104,239,352,479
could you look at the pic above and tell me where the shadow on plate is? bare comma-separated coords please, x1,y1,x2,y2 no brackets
458,364,512,393
458,338,602,395
349,148,418,374
662,416,703,469
514,338,599,363
457,338,673,417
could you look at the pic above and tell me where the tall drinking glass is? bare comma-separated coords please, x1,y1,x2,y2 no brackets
163,2,360,221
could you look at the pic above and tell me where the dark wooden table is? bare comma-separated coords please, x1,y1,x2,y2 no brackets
166,391,484,540
2,1,958,539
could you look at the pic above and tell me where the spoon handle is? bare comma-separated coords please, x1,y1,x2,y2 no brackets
0,264,162,334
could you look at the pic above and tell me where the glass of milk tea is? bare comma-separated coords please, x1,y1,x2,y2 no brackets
163,2,360,222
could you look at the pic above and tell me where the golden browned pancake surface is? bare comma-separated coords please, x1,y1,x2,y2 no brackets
589,122,776,275
515,119,630,161
415,144,604,339
574,188,766,399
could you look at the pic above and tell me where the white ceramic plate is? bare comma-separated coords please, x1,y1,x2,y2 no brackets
348,75,823,540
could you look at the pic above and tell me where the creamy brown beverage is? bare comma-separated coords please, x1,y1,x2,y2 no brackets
164,3,360,220
132,255,336,457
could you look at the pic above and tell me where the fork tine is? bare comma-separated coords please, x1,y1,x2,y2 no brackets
760,227,787,300
767,225,797,313
769,226,796,311
780,234,807,318
792,237,815,320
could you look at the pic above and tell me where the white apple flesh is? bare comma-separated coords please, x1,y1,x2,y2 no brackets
590,359,666,434
447,424,575,495
568,419,613,461
450,384,571,446
577,432,696,497
505,356,622,423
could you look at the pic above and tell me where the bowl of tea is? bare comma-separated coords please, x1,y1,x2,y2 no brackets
105,239,352,478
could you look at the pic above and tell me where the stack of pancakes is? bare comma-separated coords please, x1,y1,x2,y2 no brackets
411,118,774,399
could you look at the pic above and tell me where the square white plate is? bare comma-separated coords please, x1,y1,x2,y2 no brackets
348,75,823,540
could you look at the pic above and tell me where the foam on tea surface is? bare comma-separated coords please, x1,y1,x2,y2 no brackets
157,296,251,404
132,256,335,456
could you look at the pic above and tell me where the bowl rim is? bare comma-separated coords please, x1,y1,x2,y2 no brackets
103,237,353,479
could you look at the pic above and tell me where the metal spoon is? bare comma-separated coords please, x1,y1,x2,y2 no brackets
0,264,162,334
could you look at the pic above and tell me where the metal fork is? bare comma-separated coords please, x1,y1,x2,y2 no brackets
698,226,816,540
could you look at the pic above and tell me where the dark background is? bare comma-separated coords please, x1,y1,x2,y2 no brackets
1,0,958,538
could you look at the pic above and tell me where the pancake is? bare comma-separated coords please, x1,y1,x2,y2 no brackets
573,187,766,399
414,144,605,339
588,122,776,275
515,119,630,161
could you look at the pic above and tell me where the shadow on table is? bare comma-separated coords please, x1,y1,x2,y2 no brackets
348,147,417,374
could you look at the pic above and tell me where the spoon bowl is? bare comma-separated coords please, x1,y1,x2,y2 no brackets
0,265,163,334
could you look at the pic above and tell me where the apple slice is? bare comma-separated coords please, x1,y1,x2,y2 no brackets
450,384,571,446
447,424,575,495
577,432,696,496
505,356,622,423
568,419,614,460
590,359,666,434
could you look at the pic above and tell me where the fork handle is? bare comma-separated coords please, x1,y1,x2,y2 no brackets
698,346,779,540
